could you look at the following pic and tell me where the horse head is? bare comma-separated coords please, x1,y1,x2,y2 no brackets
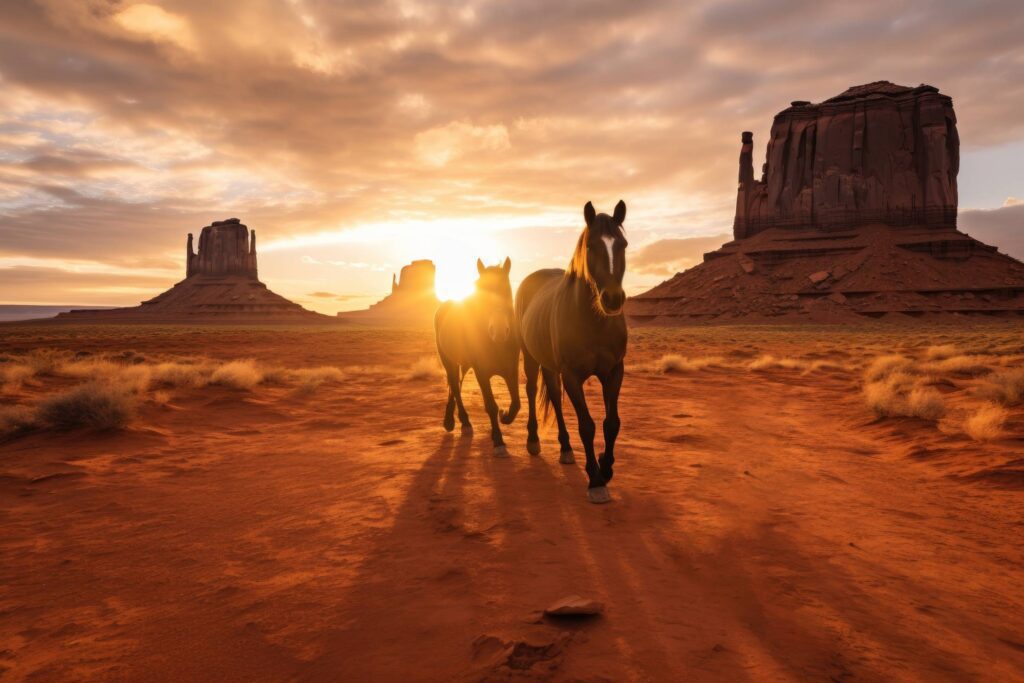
474,257,514,343
574,200,628,316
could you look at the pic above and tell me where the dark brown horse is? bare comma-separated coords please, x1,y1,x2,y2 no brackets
434,258,520,455
515,201,628,503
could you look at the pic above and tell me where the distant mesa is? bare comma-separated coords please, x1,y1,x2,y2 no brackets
55,218,332,323
336,259,439,325
631,81,1024,323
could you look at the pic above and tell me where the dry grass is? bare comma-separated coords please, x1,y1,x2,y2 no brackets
925,344,959,360
976,368,1024,406
923,355,993,377
0,405,37,437
36,382,138,431
151,362,211,388
864,354,914,383
863,370,946,421
210,360,264,390
407,356,442,380
748,354,802,371
963,404,1007,442
655,354,722,373
291,366,345,393
58,359,153,393
1,364,36,392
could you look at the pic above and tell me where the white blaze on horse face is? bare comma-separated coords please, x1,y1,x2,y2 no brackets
601,236,616,274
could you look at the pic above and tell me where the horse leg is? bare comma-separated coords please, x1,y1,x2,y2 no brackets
441,356,458,432
475,370,507,456
523,351,541,455
499,368,520,425
542,368,574,464
454,365,471,434
562,371,609,503
598,361,623,483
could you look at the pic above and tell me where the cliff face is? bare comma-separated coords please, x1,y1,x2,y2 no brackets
186,218,258,278
734,81,959,239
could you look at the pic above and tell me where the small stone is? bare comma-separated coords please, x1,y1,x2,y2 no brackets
828,292,847,304
808,270,830,284
544,595,604,617
737,253,755,274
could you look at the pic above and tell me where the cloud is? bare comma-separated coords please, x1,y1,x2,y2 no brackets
308,291,337,298
0,0,1022,305
631,234,731,276
1004,197,1023,207
959,204,1024,262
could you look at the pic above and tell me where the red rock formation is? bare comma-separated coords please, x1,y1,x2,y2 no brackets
337,260,439,325
56,219,332,323
734,82,958,239
631,82,1024,323
187,218,258,278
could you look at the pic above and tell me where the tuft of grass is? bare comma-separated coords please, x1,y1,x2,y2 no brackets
655,354,722,373
863,372,945,421
58,359,152,393
151,362,211,388
1,364,36,391
36,382,137,431
864,355,913,383
407,356,442,380
976,368,1024,407
291,366,345,393
963,404,1007,442
0,405,37,437
210,359,264,390
923,355,992,377
906,387,947,421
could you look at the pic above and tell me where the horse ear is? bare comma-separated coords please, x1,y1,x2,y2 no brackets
502,256,511,274
583,201,596,227
476,258,485,275
613,199,626,225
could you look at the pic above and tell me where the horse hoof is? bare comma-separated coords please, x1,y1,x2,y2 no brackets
587,486,611,504
460,424,473,436
493,445,508,458
526,440,541,456
559,449,575,465
443,419,455,432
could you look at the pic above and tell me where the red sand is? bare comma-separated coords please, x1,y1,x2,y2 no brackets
1,324,1023,681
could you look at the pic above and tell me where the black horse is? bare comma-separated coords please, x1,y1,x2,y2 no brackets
434,258,520,455
515,201,628,503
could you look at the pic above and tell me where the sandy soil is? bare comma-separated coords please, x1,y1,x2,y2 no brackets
1,323,1023,681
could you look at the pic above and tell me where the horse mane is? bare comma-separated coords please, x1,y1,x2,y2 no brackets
566,227,591,283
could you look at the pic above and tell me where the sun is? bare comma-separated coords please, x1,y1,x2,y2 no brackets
434,260,478,301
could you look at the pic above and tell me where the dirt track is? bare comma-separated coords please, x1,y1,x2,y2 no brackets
1,325,1023,681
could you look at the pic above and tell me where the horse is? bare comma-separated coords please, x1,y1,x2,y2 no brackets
434,257,521,456
515,201,628,503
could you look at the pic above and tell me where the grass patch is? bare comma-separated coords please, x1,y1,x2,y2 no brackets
210,359,264,390
963,404,1008,442
655,354,722,373
36,382,137,431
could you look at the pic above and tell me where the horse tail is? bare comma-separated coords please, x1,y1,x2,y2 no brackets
537,371,555,426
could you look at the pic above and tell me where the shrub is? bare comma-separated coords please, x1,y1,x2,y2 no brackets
36,382,137,431
963,404,1007,442
1,364,35,391
924,355,992,377
210,359,264,390
906,387,946,421
748,354,801,371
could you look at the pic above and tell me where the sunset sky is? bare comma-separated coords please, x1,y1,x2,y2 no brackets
1,0,1022,313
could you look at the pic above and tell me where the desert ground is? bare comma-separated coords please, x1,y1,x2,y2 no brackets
1,322,1023,681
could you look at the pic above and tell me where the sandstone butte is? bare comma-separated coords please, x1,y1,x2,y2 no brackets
55,218,333,323
630,81,1024,323
336,259,440,325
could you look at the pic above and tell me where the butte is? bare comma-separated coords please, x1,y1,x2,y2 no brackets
630,81,1024,323
336,259,440,325
56,218,332,323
